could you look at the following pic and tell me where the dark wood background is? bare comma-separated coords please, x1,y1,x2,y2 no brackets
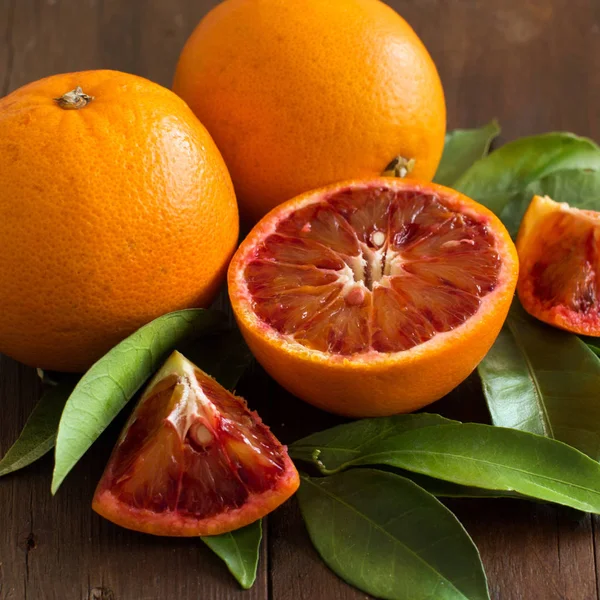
1,1,599,599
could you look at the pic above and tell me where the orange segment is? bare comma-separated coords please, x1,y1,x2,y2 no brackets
517,195,600,336
229,178,519,417
93,352,299,536
173,0,446,223
371,286,436,352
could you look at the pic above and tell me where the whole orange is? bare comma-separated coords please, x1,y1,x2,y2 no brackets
173,0,446,223
0,70,239,372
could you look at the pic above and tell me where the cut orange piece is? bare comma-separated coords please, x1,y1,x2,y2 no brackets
229,178,518,417
93,352,299,536
517,195,600,336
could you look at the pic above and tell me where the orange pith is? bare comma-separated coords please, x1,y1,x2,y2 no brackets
517,195,600,336
229,179,519,417
93,352,299,536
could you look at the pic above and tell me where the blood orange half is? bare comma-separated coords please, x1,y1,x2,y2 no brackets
229,178,518,417
93,351,299,536
517,195,600,336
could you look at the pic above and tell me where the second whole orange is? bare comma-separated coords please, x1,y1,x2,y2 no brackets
0,70,239,372
229,179,518,418
173,0,446,223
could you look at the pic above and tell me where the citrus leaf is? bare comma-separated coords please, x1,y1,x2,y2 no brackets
434,120,501,187
290,413,457,466
500,168,600,237
294,421,600,514
582,337,600,358
202,520,262,590
0,376,79,477
291,414,522,497
478,301,600,459
454,133,600,217
388,469,525,500
52,309,225,494
297,470,489,600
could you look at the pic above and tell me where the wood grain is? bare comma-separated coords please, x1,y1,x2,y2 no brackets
1,0,600,598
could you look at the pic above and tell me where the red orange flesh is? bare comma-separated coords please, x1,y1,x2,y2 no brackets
517,195,600,336
93,352,299,536
229,178,519,417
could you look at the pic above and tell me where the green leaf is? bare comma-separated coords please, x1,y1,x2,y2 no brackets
478,301,600,459
202,520,262,590
589,344,600,358
582,337,600,358
52,309,225,494
291,414,519,499
297,470,489,600
290,413,457,466
291,417,522,499
501,168,600,236
453,133,600,217
390,469,524,500
434,120,501,187
294,421,600,514
0,376,79,477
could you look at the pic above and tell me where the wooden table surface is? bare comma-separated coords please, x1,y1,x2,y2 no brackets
1,1,600,599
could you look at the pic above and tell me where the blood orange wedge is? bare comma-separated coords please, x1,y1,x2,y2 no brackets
517,195,600,336
229,178,518,417
92,351,299,536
